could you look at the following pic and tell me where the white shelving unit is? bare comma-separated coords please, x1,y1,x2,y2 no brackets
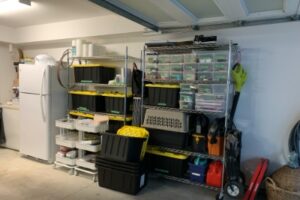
54,118,108,182
54,119,78,174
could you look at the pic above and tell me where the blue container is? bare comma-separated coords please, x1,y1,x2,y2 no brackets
188,162,207,183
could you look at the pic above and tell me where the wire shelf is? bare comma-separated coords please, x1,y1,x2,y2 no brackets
152,174,220,191
148,145,223,161
73,83,127,88
69,110,133,121
143,105,225,116
71,56,139,61
144,79,228,85
146,43,230,53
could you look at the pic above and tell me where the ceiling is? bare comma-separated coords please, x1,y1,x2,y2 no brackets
0,0,111,27
0,0,299,30
89,0,300,31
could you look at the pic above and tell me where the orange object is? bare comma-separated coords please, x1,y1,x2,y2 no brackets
207,135,224,156
206,161,223,188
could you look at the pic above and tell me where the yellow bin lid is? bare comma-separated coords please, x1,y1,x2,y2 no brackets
145,84,179,89
146,146,188,160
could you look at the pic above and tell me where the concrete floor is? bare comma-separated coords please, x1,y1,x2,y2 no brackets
0,148,217,200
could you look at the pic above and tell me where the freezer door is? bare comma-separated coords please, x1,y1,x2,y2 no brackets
19,64,50,95
19,93,51,161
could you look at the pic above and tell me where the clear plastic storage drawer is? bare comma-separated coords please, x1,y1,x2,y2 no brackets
146,55,158,63
183,72,196,81
197,84,226,94
158,54,170,63
169,54,183,63
214,63,228,71
198,64,213,72
197,72,213,82
170,71,183,81
157,71,170,80
157,64,170,71
214,52,228,62
170,64,183,72
184,53,198,63
198,53,213,64
213,72,227,82
180,91,195,102
183,63,198,72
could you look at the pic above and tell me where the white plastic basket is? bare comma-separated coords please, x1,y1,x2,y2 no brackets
75,142,101,152
55,154,76,166
55,135,77,148
76,159,96,170
75,119,108,133
55,118,76,130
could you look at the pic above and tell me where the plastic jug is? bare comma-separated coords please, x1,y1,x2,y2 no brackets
206,161,223,187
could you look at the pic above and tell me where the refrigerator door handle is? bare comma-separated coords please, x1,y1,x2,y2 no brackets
40,69,46,122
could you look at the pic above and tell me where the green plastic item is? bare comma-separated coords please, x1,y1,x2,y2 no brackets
232,63,247,92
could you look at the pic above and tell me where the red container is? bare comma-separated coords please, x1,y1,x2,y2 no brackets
206,161,223,188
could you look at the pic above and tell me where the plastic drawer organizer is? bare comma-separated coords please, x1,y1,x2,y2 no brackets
54,117,109,182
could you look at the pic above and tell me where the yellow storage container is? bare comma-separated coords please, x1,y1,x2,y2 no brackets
117,126,149,160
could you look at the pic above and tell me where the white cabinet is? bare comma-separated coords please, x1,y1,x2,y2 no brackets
2,105,20,150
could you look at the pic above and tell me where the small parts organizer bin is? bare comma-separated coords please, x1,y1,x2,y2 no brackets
145,51,228,82
54,116,109,182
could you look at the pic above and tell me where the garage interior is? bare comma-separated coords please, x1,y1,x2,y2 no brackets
0,0,300,200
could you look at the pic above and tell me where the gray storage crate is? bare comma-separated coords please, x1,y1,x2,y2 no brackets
143,109,190,133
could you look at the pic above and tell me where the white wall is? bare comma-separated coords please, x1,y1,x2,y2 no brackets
21,21,300,172
0,44,15,103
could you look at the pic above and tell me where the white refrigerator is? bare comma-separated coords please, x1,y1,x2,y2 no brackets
19,64,67,163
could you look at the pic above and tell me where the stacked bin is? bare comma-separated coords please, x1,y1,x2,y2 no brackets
97,126,149,195
69,91,104,112
73,64,116,84
102,93,133,115
146,146,188,178
145,84,180,108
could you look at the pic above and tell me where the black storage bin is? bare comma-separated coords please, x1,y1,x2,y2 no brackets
96,157,147,195
146,148,188,178
103,94,132,115
101,133,145,162
147,128,189,149
145,84,180,108
70,92,105,112
74,66,115,84
108,119,132,133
